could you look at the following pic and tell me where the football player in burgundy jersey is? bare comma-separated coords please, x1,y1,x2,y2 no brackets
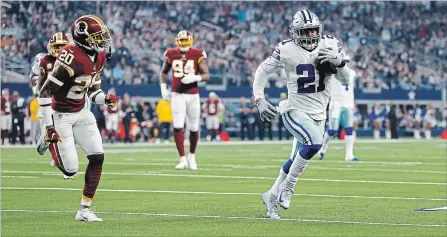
103,88,120,143
202,92,224,142
29,32,70,159
160,30,210,170
0,88,11,145
38,15,117,222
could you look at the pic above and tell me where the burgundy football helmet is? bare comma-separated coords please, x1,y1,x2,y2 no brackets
71,15,112,53
47,32,70,57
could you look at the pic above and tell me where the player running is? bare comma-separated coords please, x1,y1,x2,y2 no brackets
253,10,352,219
319,65,359,161
29,32,70,165
38,15,117,221
203,92,224,142
160,30,210,170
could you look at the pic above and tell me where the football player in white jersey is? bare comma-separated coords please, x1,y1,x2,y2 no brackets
253,9,351,219
319,65,359,161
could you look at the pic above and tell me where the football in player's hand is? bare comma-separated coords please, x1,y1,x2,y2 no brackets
315,58,337,75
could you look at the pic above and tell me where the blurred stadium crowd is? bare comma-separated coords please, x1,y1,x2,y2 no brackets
2,1,446,89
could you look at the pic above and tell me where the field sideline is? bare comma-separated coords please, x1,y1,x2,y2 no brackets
1,139,446,236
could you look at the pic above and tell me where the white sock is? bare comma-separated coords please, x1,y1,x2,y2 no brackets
374,130,380,139
385,130,391,139
179,156,187,163
414,130,420,139
345,135,354,160
284,156,311,191
268,168,287,197
216,135,221,142
206,135,211,142
424,130,432,140
320,131,331,154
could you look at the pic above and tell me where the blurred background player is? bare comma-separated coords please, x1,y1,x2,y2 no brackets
156,97,172,144
10,91,26,145
422,104,436,139
29,32,70,156
1,88,11,145
319,66,359,161
412,104,422,139
203,92,224,142
160,30,210,170
28,93,40,145
103,88,120,143
369,104,384,139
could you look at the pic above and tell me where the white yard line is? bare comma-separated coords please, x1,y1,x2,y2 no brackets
1,209,445,227
1,176,39,179
2,170,445,185
2,187,446,201
2,160,446,173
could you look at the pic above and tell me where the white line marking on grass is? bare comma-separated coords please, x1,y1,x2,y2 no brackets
1,176,39,179
2,209,446,227
3,187,446,201
2,160,446,174
2,170,446,185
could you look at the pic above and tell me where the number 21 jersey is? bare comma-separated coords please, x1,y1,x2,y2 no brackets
271,36,345,120
163,48,207,94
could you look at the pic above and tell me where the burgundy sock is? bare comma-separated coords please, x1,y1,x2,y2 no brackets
189,131,199,154
173,128,185,157
83,154,104,199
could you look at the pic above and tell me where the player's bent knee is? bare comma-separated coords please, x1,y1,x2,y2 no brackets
299,144,322,160
187,123,199,132
87,153,104,165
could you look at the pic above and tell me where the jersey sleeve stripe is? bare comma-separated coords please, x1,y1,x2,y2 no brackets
55,61,74,77
48,75,64,86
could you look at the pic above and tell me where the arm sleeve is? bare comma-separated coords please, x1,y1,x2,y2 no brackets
253,46,285,100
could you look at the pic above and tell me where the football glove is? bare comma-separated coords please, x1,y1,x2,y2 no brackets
45,125,62,143
256,98,277,122
181,75,202,84
317,48,343,67
105,94,118,107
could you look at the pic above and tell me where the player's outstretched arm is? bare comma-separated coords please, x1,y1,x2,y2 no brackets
160,57,171,100
38,65,67,143
253,55,284,122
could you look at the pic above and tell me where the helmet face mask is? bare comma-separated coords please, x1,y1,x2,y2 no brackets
289,10,322,51
175,30,194,52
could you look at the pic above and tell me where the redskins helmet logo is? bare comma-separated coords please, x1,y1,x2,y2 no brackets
75,21,88,36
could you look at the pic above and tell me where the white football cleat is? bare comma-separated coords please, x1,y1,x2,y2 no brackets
175,156,188,169
75,208,103,222
261,192,280,219
187,153,198,170
64,175,74,180
50,160,56,167
277,183,294,210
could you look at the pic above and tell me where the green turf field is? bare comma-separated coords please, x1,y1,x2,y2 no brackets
1,140,446,236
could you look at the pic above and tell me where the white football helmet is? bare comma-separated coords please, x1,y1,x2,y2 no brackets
289,10,322,51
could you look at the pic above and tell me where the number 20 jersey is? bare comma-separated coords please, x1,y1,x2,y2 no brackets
270,36,346,121
52,44,107,113
164,48,207,94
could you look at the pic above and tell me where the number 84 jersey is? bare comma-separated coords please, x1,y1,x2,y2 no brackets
269,36,346,121
164,48,207,94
